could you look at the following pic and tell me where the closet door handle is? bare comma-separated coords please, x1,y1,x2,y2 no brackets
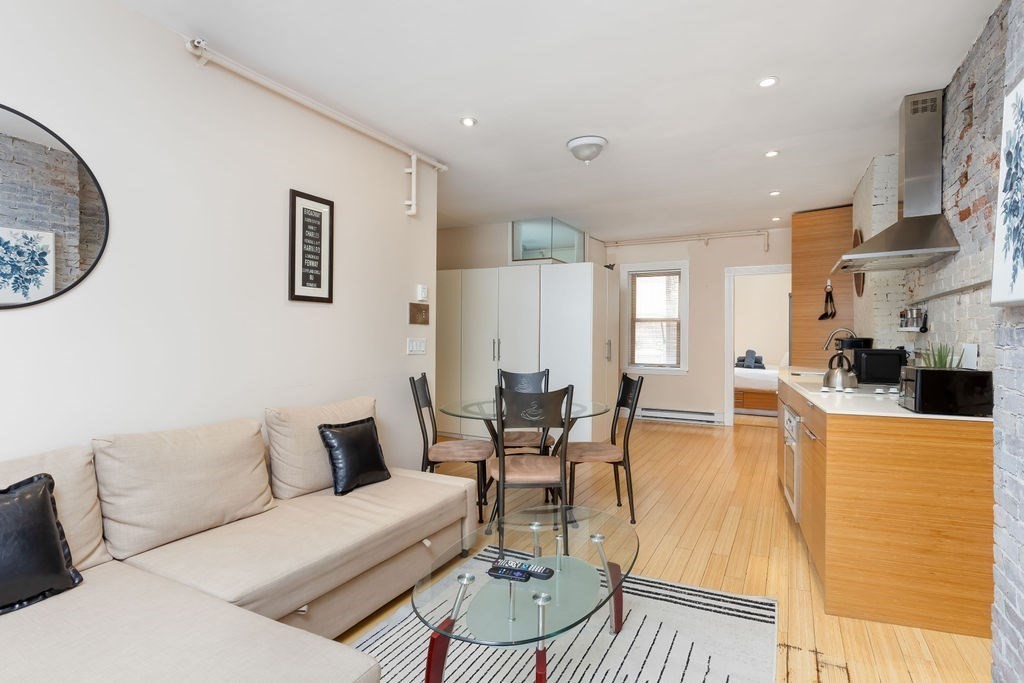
605,339,612,361
492,339,496,361
497,339,502,362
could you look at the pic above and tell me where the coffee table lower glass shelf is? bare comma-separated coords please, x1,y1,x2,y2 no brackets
411,506,639,683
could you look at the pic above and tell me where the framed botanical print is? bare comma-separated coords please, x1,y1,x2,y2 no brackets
289,189,334,303
993,78,1024,305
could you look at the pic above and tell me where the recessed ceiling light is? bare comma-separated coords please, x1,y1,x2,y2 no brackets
765,150,780,158
759,76,779,88
772,217,782,222
769,190,782,197
460,117,478,127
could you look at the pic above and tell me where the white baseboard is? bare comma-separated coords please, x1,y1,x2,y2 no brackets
639,408,723,425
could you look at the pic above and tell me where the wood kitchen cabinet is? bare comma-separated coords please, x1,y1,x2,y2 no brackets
790,206,854,367
798,422,826,576
776,375,994,637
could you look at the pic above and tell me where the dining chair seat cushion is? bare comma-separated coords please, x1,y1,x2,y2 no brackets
428,439,493,463
501,430,556,448
568,442,623,463
487,455,563,485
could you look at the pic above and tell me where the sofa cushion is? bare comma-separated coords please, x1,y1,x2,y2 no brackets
265,396,376,499
92,418,275,559
0,560,379,682
0,474,83,614
0,445,111,570
319,417,391,495
124,468,474,620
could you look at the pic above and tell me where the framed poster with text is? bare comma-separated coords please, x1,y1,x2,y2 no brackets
289,189,334,303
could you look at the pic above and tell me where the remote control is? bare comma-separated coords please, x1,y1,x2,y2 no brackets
492,559,555,580
487,566,530,582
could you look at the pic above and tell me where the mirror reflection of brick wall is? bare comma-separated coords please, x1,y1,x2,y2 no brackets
0,133,103,291
77,162,104,272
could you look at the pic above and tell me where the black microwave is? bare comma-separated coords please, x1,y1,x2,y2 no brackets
898,367,993,417
852,349,908,385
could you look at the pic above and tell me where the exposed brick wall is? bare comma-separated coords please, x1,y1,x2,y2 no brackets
995,0,1024,679
77,162,105,271
0,133,82,291
900,4,1007,370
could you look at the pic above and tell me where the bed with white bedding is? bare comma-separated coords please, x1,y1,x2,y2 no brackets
734,365,780,414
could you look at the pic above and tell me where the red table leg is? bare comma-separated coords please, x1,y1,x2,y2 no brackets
426,616,455,683
535,647,547,683
608,562,624,634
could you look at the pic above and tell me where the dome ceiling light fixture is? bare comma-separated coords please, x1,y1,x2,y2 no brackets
567,135,608,165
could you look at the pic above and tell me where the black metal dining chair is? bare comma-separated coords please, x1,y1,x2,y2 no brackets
409,373,492,522
489,384,574,545
568,374,644,523
497,369,556,453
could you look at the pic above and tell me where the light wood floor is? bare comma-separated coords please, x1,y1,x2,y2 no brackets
340,418,992,682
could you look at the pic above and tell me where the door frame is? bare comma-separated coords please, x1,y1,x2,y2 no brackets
723,264,792,426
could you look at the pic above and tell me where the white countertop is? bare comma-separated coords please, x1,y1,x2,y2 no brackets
778,367,993,423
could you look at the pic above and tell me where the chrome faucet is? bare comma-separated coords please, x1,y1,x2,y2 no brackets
822,328,857,350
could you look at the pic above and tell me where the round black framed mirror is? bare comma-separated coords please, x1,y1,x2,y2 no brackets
0,104,108,309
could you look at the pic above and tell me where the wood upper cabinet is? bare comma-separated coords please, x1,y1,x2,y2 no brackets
791,206,854,367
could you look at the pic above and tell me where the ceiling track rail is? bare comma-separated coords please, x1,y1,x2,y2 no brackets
183,38,448,218
605,229,771,252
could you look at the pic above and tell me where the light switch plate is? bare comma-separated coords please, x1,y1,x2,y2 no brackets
406,338,426,355
961,342,979,369
415,284,428,302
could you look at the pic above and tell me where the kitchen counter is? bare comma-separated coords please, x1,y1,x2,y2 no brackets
778,367,993,422
775,368,994,637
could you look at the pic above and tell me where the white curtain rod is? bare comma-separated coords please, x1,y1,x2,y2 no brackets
184,38,448,172
605,229,771,252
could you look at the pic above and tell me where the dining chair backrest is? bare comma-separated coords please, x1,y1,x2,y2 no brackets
610,374,644,447
497,369,550,394
495,385,572,459
409,373,438,465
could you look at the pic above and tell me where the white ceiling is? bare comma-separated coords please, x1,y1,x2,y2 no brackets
124,0,1000,241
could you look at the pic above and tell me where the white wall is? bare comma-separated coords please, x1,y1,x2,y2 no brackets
734,272,791,365
0,0,437,468
608,229,792,416
437,223,508,269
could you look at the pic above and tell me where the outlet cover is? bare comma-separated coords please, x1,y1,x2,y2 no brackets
961,343,979,370
406,338,426,355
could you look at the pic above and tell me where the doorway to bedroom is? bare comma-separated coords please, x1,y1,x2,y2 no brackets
723,265,791,426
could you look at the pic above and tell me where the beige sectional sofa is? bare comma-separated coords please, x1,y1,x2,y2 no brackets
0,397,476,681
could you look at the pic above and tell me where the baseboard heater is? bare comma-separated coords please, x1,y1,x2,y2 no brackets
639,408,723,425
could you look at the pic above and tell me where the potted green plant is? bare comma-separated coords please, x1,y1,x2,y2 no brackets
920,342,964,369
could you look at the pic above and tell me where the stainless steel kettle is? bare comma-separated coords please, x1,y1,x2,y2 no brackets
823,352,859,390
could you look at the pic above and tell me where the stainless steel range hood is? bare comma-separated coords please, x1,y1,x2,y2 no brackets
834,90,960,273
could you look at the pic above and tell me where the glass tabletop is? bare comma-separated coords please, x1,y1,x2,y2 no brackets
411,506,639,647
440,398,609,421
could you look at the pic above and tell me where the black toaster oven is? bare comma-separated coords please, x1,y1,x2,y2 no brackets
898,367,993,417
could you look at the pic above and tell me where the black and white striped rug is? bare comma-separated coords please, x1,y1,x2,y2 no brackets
356,547,776,682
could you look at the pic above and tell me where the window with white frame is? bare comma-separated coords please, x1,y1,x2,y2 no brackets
624,262,689,371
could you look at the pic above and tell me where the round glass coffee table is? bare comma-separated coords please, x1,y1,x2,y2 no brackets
412,506,639,683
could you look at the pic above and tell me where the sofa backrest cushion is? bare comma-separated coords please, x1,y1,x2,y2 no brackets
92,419,275,560
0,446,112,571
265,397,376,499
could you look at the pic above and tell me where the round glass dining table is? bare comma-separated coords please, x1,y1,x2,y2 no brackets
439,398,609,446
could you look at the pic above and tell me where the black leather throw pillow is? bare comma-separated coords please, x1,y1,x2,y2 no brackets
318,417,391,495
0,473,83,615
